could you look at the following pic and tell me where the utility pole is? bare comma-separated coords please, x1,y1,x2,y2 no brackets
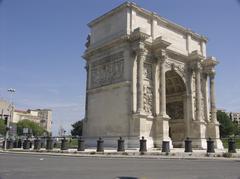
4,88,15,150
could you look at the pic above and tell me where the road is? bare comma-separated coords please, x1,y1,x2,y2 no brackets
0,153,239,179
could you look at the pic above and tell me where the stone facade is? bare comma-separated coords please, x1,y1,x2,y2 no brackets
13,109,52,133
82,2,223,149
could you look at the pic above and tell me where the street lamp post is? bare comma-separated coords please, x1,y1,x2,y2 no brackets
4,88,16,150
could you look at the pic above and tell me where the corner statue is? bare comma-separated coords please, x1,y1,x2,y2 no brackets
82,2,223,149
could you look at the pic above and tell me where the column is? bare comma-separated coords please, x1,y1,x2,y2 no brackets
159,55,167,117
195,63,202,121
203,74,209,122
84,64,89,120
136,48,146,113
187,69,194,121
209,73,217,122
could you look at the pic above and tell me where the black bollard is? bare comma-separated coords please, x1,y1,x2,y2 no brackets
34,138,41,150
139,136,147,152
228,138,236,153
53,142,57,148
61,137,68,150
23,139,30,149
7,139,13,149
97,137,104,152
2,140,5,149
162,141,170,153
77,137,85,151
117,137,125,152
41,138,46,148
184,137,192,152
29,141,32,149
13,140,18,148
17,139,22,148
207,138,215,153
46,137,53,150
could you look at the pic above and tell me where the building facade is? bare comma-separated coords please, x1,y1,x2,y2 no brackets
13,109,52,133
228,112,240,126
82,2,223,149
0,100,11,121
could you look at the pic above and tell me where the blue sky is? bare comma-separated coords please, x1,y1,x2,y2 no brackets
0,0,240,135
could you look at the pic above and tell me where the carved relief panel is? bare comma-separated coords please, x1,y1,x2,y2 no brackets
143,62,153,114
90,52,124,88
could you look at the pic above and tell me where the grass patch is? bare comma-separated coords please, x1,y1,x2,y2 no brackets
221,138,240,149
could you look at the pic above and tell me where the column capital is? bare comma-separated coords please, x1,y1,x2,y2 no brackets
155,49,168,63
209,71,216,78
136,47,148,57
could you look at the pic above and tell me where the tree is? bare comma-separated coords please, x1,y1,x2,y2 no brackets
217,110,237,137
17,119,47,136
0,119,6,135
71,120,83,136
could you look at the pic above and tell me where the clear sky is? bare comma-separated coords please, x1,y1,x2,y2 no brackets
1,0,240,135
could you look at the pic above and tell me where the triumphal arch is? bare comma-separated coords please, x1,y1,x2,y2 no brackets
82,2,223,149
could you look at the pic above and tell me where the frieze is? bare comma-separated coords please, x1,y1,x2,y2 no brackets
91,52,124,88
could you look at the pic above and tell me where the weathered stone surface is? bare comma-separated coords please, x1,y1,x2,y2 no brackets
82,2,223,149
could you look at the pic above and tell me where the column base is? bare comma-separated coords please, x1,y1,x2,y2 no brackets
207,121,224,149
190,121,207,149
154,115,173,149
191,138,207,149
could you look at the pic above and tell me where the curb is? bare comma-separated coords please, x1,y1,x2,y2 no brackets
1,150,240,161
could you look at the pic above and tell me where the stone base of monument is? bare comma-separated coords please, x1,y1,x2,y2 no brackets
83,136,155,149
207,121,224,149
191,138,207,149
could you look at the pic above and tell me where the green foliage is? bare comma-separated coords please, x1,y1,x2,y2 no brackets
217,111,239,137
17,119,47,136
71,120,83,136
0,119,6,135
222,138,240,149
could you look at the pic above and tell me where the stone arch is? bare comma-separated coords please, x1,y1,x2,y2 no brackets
166,70,187,147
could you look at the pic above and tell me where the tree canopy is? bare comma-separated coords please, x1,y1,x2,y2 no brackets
17,119,47,136
0,119,6,135
71,120,83,136
217,111,239,137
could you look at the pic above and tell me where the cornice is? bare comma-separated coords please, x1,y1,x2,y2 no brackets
202,56,219,67
152,36,171,51
129,27,150,42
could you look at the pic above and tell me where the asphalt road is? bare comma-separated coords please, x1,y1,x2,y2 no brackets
0,153,240,179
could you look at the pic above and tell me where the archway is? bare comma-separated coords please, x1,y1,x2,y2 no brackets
166,70,187,148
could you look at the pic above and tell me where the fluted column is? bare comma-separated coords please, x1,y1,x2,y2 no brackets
136,48,146,113
203,74,209,122
210,73,217,122
195,63,202,121
159,53,168,117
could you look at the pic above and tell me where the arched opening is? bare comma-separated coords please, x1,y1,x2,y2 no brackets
166,70,187,148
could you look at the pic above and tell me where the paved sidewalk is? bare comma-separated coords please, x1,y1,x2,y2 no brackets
1,148,240,160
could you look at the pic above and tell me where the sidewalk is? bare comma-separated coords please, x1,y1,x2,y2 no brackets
1,148,240,160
